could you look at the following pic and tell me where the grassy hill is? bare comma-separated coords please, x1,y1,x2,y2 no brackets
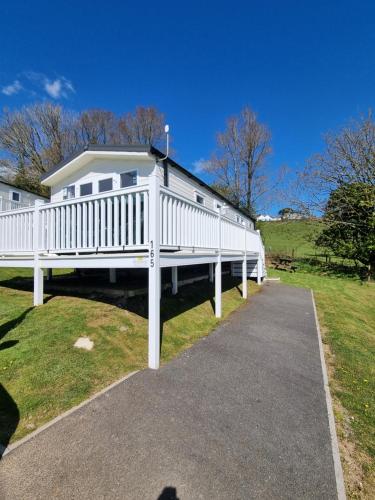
258,219,323,258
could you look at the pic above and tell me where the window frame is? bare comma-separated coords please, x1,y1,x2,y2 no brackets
194,190,206,206
214,201,222,212
120,170,138,189
79,182,93,197
63,185,75,200
10,190,21,203
98,177,113,193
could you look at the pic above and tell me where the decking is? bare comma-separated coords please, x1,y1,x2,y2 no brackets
0,171,265,368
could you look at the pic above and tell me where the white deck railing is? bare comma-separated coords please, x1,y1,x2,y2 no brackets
0,184,263,257
0,206,35,252
160,187,219,249
0,197,31,212
38,186,149,253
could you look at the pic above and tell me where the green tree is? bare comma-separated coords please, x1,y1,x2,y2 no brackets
278,207,295,219
316,182,375,278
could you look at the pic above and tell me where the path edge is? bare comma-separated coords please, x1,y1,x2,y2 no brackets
1,370,139,458
311,289,346,500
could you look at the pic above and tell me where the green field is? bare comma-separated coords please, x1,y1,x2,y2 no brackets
261,220,374,498
0,269,257,448
258,219,323,257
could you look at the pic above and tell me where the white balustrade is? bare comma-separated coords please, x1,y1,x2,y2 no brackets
160,187,220,249
39,186,149,252
0,206,34,252
0,184,263,257
0,197,31,212
159,187,259,253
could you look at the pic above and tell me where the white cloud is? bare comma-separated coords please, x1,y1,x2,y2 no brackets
44,79,62,98
22,71,75,99
192,158,209,173
44,77,75,99
1,79,22,96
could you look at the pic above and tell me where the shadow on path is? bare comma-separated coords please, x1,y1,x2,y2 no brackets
158,486,180,500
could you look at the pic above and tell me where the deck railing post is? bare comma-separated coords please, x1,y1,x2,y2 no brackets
148,166,161,369
242,221,248,299
33,200,44,306
215,207,222,318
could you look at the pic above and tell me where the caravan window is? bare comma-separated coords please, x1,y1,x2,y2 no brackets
195,193,205,205
80,183,93,196
11,191,20,202
120,170,137,188
98,178,113,193
63,185,75,200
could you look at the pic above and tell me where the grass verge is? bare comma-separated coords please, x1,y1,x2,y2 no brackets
0,268,257,448
268,268,375,498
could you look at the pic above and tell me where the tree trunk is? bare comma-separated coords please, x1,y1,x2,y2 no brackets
368,261,374,282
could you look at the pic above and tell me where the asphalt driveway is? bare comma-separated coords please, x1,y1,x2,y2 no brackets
0,283,339,499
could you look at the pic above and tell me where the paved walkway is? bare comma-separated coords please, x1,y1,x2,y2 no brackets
0,284,338,499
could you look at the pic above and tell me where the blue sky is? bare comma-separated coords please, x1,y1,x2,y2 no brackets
1,1,374,213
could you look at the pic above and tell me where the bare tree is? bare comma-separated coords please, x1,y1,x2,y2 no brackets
0,103,74,193
205,107,272,215
295,111,375,215
0,103,168,194
75,109,118,145
119,106,165,147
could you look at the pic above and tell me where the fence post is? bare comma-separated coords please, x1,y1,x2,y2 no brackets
33,200,44,306
215,207,222,318
242,221,248,299
148,165,161,369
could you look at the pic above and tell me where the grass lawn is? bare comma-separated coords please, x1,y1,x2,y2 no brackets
258,219,323,257
0,268,258,448
268,267,375,498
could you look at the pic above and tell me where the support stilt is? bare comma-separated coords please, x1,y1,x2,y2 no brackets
33,199,44,306
109,268,117,284
242,257,248,299
172,266,178,295
33,265,44,306
215,258,222,318
148,166,161,369
209,262,214,283
257,257,262,285
46,268,53,281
